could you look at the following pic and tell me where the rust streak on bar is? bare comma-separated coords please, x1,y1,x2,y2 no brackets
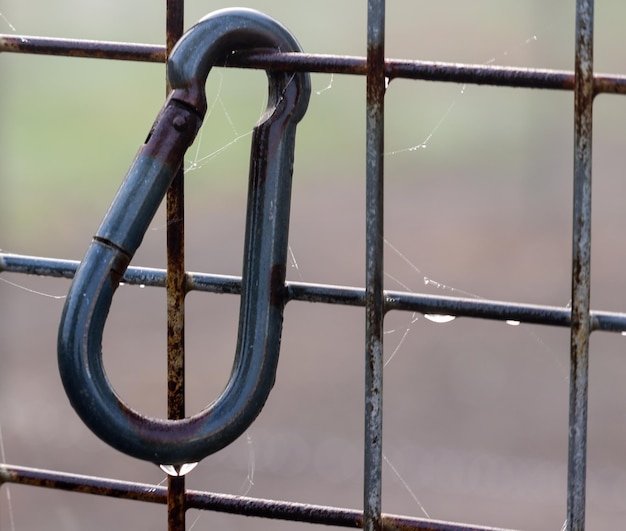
364,1,386,530
2,34,626,95
1,464,520,530
566,1,594,529
165,2,187,531
0,34,165,62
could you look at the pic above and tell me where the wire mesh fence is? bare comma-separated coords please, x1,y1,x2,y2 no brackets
2,1,626,530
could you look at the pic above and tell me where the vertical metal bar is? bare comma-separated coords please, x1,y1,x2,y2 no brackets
567,1,594,530
166,1,186,531
364,1,385,530
165,0,185,419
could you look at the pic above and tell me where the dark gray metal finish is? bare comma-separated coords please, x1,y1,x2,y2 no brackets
56,8,310,466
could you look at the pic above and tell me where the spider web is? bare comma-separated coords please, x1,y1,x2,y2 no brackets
3,3,623,530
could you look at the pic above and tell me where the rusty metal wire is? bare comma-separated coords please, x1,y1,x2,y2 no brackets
0,463,514,531
3,34,626,95
165,3,187,529
0,1,622,530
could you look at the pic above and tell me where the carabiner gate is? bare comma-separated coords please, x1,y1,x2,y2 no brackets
58,8,310,466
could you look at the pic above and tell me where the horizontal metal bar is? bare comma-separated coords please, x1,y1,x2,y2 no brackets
3,253,626,332
0,464,518,531
1,34,625,94
230,51,626,95
0,34,164,62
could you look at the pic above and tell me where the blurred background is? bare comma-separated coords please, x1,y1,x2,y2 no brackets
2,1,626,529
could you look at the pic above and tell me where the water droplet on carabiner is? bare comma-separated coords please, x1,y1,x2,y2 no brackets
424,314,456,324
159,462,198,477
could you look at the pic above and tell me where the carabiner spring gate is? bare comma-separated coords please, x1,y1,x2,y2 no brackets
57,8,310,466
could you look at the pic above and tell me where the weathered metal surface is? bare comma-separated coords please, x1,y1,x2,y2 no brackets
0,34,165,61
3,33,626,95
567,1,595,530
165,2,187,530
364,1,386,530
0,464,520,530
5,252,626,333
228,51,624,94
165,3,187,398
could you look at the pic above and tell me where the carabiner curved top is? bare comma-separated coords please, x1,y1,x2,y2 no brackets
57,8,310,466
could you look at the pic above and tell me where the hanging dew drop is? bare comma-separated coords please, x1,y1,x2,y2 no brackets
159,462,199,477
139,284,146,289
506,320,521,326
424,314,456,324
160,464,177,476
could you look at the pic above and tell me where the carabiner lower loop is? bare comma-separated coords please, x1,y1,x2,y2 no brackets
58,8,310,466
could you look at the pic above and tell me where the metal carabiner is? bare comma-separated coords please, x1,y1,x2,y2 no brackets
57,8,310,467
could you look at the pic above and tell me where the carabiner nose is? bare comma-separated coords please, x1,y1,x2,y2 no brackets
58,8,310,466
